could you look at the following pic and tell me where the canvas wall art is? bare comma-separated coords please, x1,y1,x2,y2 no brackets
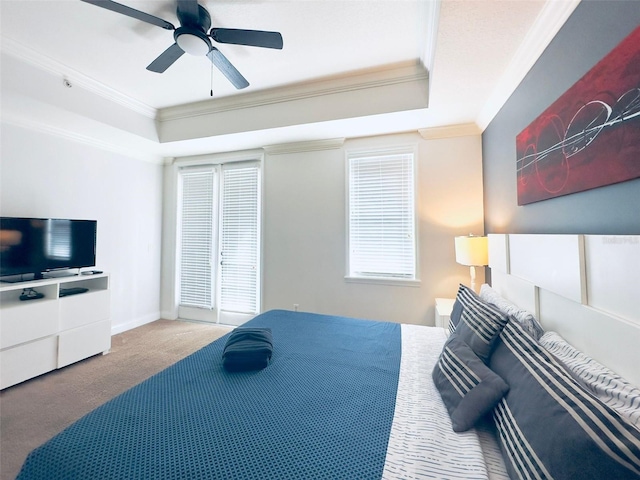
516,25,640,205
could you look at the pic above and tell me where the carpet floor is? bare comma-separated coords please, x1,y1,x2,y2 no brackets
0,319,233,480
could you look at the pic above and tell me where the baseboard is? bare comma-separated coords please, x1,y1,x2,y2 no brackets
110,312,161,335
161,309,179,321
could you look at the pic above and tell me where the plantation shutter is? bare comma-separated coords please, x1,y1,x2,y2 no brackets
179,168,216,308
219,164,260,314
348,152,416,279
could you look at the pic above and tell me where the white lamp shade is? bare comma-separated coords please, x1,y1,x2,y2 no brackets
455,235,488,266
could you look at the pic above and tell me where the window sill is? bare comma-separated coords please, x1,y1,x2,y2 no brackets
344,276,421,287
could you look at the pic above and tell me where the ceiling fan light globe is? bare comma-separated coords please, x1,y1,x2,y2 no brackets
176,33,210,56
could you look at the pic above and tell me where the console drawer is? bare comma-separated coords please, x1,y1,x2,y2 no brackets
58,319,111,368
59,290,110,331
0,300,58,349
0,336,58,389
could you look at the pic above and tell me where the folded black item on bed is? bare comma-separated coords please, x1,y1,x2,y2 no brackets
222,328,273,372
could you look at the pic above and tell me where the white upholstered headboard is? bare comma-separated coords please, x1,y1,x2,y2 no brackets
488,234,640,387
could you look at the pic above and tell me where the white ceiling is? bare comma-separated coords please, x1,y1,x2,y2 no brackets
0,0,581,160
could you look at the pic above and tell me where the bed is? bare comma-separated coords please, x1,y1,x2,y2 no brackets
17,234,640,480
17,310,506,479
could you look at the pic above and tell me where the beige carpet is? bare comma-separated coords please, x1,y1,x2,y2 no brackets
0,319,232,480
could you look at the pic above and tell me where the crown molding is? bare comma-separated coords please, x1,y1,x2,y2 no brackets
2,116,164,164
173,148,265,164
418,123,481,140
1,36,157,119
419,0,441,78
476,0,581,131
157,61,428,122
263,138,346,155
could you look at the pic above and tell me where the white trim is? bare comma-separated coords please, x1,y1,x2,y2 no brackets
1,117,164,164
263,138,345,155
476,0,582,131
174,148,265,166
344,276,421,288
157,62,428,121
345,143,420,160
160,309,178,321
111,312,160,335
1,36,157,119
418,0,441,81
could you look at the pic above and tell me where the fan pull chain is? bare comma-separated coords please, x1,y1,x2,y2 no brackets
210,60,214,97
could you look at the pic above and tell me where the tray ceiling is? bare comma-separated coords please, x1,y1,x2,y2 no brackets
0,0,580,160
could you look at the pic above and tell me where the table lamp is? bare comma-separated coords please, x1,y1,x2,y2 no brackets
455,235,488,292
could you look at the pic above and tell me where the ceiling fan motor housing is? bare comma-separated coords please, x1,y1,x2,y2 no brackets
178,3,211,29
175,4,212,56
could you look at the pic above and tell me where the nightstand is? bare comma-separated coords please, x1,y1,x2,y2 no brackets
435,298,455,329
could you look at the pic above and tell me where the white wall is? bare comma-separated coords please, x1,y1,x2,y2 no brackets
161,131,485,326
0,123,164,333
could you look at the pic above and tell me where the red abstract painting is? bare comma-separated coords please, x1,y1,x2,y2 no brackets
516,26,640,205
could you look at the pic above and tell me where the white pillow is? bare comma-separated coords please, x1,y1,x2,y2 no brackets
479,284,544,339
540,331,640,429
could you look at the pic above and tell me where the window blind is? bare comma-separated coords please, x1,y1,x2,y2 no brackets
348,152,416,280
219,165,260,314
179,168,216,308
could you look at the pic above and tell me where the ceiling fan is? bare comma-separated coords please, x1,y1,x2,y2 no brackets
80,0,283,89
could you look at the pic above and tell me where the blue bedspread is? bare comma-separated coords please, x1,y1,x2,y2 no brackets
18,310,402,479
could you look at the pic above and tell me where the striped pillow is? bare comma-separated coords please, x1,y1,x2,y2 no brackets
448,299,463,334
453,284,509,362
490,321,640,479
479,284,544,340
432,335,509,432
540,331,640,429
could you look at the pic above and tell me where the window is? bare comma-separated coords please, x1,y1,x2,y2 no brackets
347,148,417,283
178,162,261,322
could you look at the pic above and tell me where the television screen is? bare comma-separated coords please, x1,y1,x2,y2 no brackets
0,217,97,280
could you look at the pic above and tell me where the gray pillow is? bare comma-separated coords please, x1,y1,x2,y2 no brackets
452,284,509,363
448,299,463,333
432,335,509,432
490,320,640,480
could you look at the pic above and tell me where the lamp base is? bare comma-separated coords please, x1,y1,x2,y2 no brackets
470,265,478,293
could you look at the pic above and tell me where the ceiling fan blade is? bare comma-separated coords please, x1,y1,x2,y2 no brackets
146,44,185,73
80,0,175,30
210,28,283,50
207,48,249,90
176,0,201,26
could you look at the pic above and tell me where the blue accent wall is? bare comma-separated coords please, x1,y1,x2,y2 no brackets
482,1,640,234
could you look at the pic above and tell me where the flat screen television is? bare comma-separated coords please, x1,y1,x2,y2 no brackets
0,217,97,281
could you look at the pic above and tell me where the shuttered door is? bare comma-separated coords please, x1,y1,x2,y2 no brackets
179,168,216,309
219,164,260,314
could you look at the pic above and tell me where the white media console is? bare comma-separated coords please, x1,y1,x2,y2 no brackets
0,273,111,389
